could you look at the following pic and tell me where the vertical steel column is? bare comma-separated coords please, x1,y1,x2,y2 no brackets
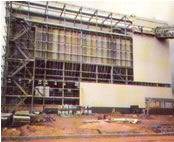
79,7,83,82
31,26,36,112
110,13,113,32
111,66,113,84
43,1,49,108
120,37,122,66
62,62,65,105
124,16,127,35
126,68,128,84
70,31,72,61
27,1,30,19
2,2,12,110
95,10,98,30
96,65,98,83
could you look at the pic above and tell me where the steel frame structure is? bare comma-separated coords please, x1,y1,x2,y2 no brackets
155,26,174,39
2,1,170,112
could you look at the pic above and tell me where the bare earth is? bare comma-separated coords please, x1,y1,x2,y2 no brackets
2,136,174,142
2,114,174,142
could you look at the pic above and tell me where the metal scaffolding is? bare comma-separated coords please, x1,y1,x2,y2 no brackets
155,26,174,39
2,1,170,112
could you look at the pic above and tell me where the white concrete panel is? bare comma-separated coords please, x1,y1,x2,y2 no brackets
133,34,171,83
80,82,173,108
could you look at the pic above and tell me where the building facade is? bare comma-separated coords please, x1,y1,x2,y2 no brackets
2,1,173,113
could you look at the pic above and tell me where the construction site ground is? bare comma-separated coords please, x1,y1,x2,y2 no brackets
2,136,174,142
2,113,174,142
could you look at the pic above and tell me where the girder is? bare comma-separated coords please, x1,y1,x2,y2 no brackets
155,26,174,39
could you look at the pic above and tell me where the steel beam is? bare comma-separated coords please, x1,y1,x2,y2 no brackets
10,27,31,42
74,7,82,21
60,4,66,17
155,26,174,39
10,62,29,77
14,1,132,24
88,10,97,22
10,97,27,112
13,79,29,96
15,43,29,59
101,13,112,25
14,16,132,38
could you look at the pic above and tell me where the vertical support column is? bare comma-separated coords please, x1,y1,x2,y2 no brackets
80,31,83,82
70,31,72,61
62,62,65,105
63,5,66,61
120,37,122,67
126,68,128,84
2,2,12,110
101,35,104,64
110,13,112,32
90,33,93,63
79,8,83,82
31,26,36,112
96,33,98,65
124,16,127,35
43,1,49,108
111,66,113,84
96,65,98,83
95,10,98,30
27,1,30,19
64,30,66,60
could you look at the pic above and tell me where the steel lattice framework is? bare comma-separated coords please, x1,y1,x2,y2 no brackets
2,1,170,112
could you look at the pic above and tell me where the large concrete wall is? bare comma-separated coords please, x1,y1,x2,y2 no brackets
80,82,173,108
133,34,171,84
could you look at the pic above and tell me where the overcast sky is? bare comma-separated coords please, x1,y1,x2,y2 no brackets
66,0,174,24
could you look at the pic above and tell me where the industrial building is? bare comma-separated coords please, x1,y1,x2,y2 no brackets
2,1,174,113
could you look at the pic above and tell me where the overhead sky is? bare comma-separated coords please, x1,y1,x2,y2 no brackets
65,0,174,24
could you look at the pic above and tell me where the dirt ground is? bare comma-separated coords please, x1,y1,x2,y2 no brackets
2,113,174,137
2,136,174,142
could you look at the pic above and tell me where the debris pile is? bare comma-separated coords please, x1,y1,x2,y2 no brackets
153,124,174,133
32,113,56,123
111,110,123,117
